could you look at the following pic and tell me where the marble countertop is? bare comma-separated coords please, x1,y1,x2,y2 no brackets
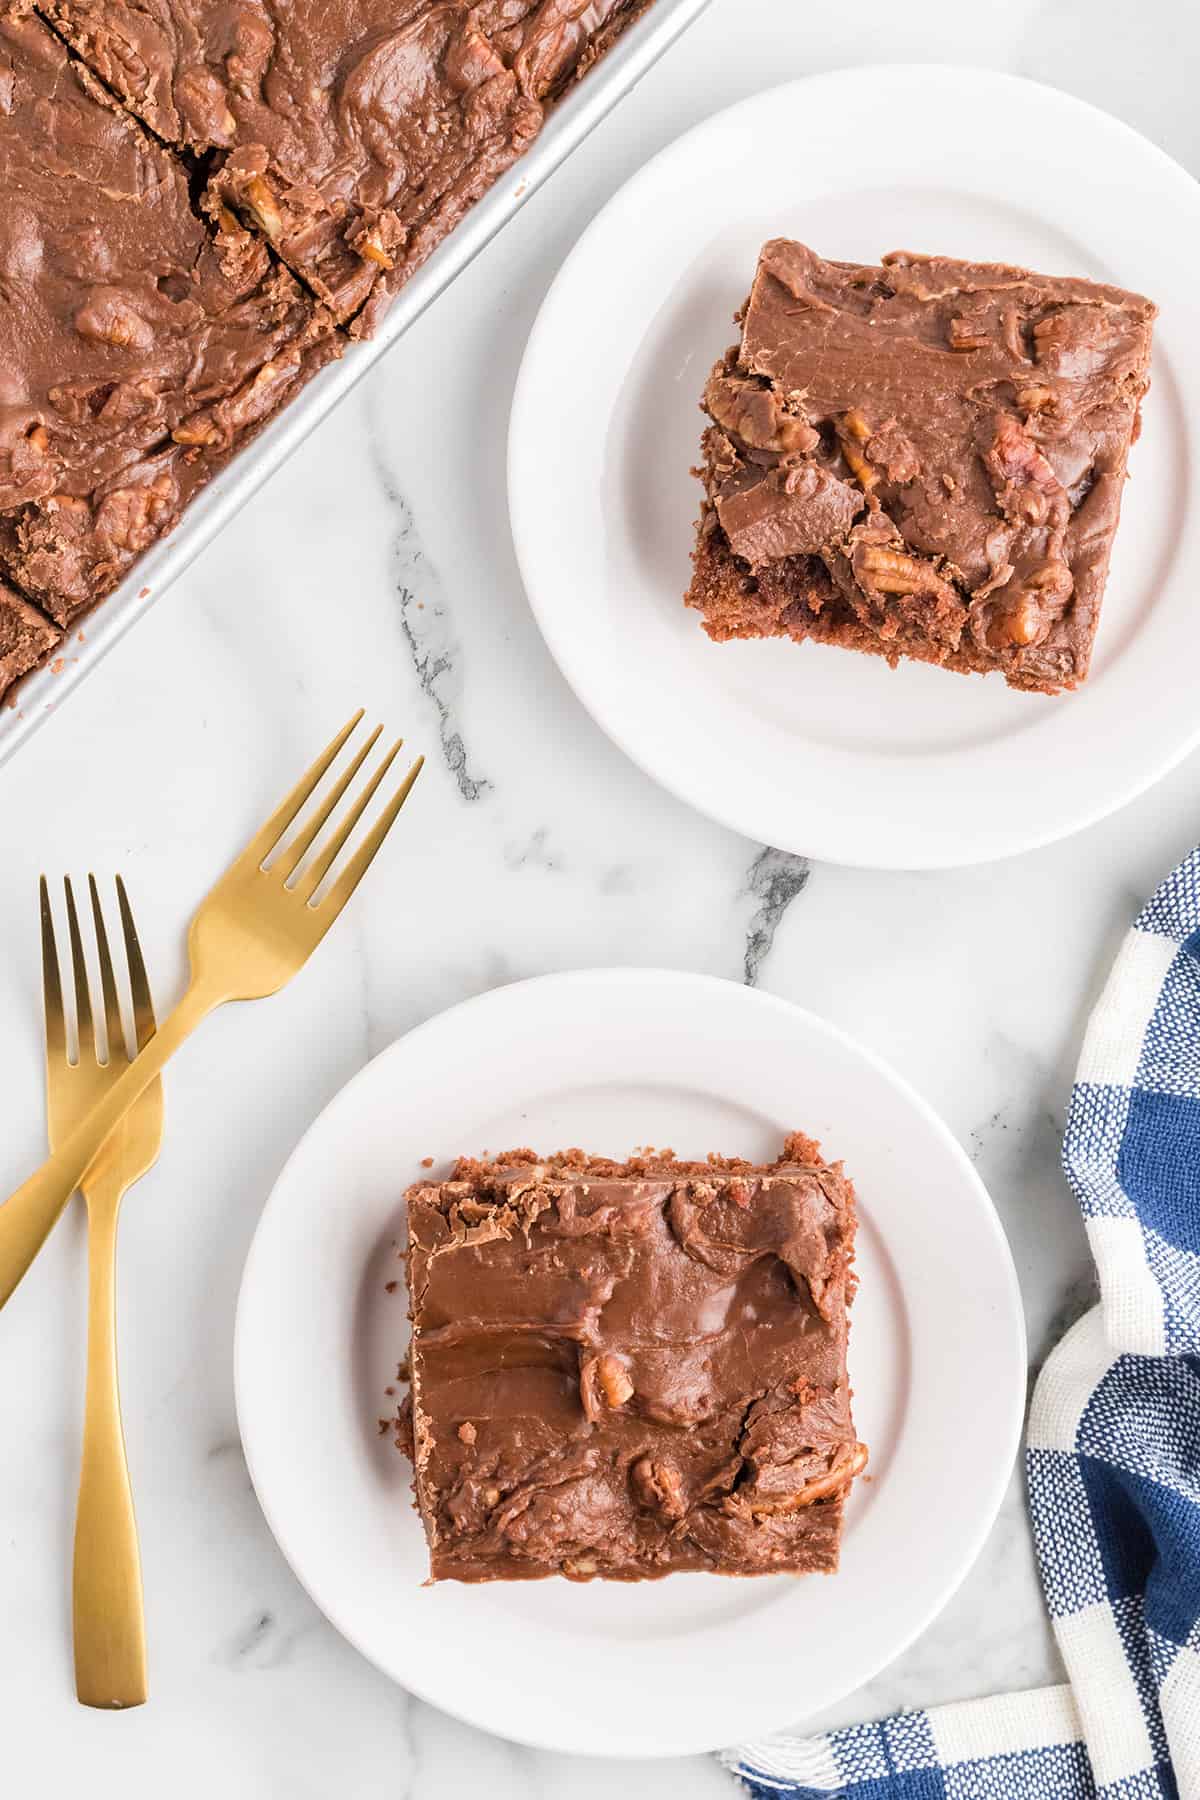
2,1,1198,1794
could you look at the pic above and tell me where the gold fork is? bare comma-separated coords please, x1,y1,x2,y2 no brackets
43,875,161,1710
0,712,422,1310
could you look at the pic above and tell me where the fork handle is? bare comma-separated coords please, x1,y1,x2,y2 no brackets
73,1176,146,1709
0,979,217,1311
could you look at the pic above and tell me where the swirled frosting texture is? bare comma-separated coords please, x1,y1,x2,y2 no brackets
0,7,336,624
403,1137,865,1583
45,0,651,331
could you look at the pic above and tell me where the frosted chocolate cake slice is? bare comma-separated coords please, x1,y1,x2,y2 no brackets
687,238,1156,694
402,1136,865,1584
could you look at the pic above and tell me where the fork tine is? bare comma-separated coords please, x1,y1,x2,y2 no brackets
316,757,424,916
294,737,405,903
115,876,157,1050
40,876,66,1066
273,725,383,884
242,710,365,868
88,875,125,1065
63,877,94,1063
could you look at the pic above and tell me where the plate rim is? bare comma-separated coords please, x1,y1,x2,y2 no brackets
234,967,1027,1756
508,63,1200,871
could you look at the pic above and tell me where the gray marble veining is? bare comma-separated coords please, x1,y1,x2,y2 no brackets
369,431,492,805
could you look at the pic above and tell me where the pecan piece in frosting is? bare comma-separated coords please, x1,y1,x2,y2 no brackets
93,469,177,557
630,1456,686,1522
984,413,1067,528
73,293,154,351
834,409,877,491
737,1442,869,1517
790,1442,869,1508
947,314,991,352
704,368,819,455
349,210,405,273
853,544,946,595
580,1352,633,1420
985,559,1074,650
239,175,284,240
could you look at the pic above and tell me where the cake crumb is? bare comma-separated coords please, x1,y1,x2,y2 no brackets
384,1279,398,1293
420,1156,434,1168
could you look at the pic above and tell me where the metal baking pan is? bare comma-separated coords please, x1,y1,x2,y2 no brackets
0,0,712,769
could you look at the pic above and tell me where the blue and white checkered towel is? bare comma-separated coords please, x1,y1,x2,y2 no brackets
724,847,1200,1800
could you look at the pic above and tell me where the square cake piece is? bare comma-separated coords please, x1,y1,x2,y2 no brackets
44,0,653,333
686,238,1157,694
0,8,337,627
403,1136,865,1584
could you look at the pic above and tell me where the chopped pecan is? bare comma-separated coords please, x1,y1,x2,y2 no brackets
240,175,283,239
985,560,1073,650
73,294,154,351
358,229,394,270
171,420,221,447
597,1354,633,1408
854,545,942,594
630,1456,686,1521
742,1442,869,1517
26,424,48,455
988,592,1042,648
792,1442,868,1506
93,470,176,556
984,414,1066,527
973,524,1015,600
457,1421,477,1446
947,315,991,352
834,409,877,490
1000,307,1029,364
1016,384,1055,414
580,1351,633,1419
705,369,818,455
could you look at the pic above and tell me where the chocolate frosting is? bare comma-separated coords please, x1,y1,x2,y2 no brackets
403,1140,864,1583
690,238,1156,694
46,0,650,331
0,7,337,624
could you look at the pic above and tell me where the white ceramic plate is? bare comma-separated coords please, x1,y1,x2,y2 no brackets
235,969,1025,1757
508,67,1199,869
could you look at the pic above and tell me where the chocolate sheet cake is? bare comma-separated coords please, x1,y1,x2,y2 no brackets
401,1137,865,1584
0,1,655,702
687,238,1156,694
43,0,653,334
0,7,337,635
